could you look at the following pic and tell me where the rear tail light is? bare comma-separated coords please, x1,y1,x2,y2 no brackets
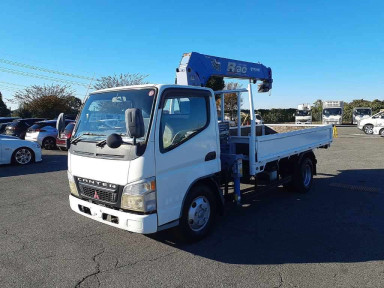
28,129,46,132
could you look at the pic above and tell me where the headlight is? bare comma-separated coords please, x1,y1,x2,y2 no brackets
68,171,79,197
121,178,156,212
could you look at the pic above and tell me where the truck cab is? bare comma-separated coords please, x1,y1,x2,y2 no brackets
322,101,344,125
352,107,372,125
295,104,312,124
68,85,221,238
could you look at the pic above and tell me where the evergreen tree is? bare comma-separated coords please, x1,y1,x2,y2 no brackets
0,92,11,117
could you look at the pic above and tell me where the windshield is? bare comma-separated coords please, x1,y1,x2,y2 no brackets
74,88,157,141
323,108,342,116
354,109,371,116
296,110,311,116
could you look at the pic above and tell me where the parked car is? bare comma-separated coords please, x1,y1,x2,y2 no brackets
0,122,11,134
255,113,264,124
0,134,42,165
0,117,20,124
357,111,384,134
56,122,76,151
5,118,45,139
372,125,384,137
25,120,72,150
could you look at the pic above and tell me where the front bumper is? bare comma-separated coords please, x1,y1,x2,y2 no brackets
25,135,38,143
69,195,158,234
34,148,42,162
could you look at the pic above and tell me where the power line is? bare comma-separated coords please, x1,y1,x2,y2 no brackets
0,67,89,87
0,58,94,80
0,81,27,88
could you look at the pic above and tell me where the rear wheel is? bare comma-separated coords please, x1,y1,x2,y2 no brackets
293,157,314,193
12,147,34,165
178,184,216,242
42,137,56,150
363,124,374,134
379,129,384,137
282,156,314,193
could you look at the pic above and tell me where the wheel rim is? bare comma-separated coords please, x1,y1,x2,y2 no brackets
15,148,32,164
364,125,373,134
302,163,312,187
188,196,211,232
44,138,55,149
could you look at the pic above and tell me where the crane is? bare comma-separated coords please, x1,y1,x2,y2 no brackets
176,52,272,92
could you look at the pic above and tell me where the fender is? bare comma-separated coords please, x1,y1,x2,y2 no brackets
298,150,317,175
179,174,224,218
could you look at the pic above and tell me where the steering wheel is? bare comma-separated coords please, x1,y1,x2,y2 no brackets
171,130,189,146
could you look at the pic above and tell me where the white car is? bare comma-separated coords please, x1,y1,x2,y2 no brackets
25,120,71,149
357,111,384,134
255,113,264,124
0,135,42,165
373,125,384,137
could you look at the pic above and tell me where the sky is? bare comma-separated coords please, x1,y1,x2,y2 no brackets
0,0,383,110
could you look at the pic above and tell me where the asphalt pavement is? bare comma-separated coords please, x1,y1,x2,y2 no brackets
0,127,383,288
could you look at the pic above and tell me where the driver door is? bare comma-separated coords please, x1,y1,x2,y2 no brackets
154,88,220,226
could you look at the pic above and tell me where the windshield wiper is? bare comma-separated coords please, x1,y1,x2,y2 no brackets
71,132,105,145
96,139,107,147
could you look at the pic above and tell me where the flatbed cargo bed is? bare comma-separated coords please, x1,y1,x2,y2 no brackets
229,124,333,174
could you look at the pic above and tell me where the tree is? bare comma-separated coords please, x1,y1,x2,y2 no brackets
311,99,323,122
0,92,11,117
215,82,244,121
93,73,149,90
13,84,82,119
13,104,32,118
258,108,296,123
205,76,225,91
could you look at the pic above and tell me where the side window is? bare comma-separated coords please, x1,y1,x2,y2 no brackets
160,94,209,152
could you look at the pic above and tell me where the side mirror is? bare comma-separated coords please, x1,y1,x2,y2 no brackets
106,133,123,149
56,113,65,137
125,108,145,141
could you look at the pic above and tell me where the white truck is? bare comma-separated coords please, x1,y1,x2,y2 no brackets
322,101,344,125
295,103,312,124
352,107,372,125
63,53,333,241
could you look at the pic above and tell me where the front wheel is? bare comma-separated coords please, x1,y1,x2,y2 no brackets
12,147,34,165
363,124,374,135
379,129,384,137
42,137,56,150
178,184,216,242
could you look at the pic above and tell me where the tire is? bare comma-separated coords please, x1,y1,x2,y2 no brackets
363,124,374,135
42,137,56,150
379,129,384,137
178,184,217,242
292,157,314,193
12,147,34,165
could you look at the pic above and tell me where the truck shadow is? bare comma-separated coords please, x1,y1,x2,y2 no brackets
0,153,67,177
152,169,384,265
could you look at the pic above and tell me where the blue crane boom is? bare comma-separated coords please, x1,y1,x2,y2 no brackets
176,52,273,92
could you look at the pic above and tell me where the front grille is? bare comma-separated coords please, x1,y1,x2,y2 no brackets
77,181,119,204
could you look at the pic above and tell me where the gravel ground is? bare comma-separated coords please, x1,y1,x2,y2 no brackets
0,126,383,288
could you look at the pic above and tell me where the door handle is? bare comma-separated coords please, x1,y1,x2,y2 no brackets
205,151,216,161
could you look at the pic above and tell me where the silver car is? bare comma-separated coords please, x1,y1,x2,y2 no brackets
25,120,71,150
